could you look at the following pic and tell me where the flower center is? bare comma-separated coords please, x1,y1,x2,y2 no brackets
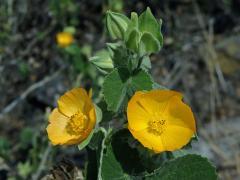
66,111,88,135
148,114,166,136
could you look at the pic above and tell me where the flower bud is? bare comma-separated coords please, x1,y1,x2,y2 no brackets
106,10,130,40
56,32,74,48
90,50,113,73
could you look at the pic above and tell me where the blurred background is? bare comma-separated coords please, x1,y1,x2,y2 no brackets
0,0,240,179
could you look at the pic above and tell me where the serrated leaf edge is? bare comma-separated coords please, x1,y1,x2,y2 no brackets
103,69,128,112
142,154,218,179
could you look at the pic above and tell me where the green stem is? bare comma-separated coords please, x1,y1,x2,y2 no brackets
97,127,110,180
135,54,147,72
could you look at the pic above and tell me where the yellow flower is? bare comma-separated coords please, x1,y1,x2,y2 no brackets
56,32,74,47
46,88,96,145
127,90,196,153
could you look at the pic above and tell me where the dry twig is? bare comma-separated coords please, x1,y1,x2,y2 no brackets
0,68,65,119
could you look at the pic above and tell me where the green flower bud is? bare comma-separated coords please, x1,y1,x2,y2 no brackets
139,7,163,50
90,50,113,73
139,32,161,54
106,10,130,40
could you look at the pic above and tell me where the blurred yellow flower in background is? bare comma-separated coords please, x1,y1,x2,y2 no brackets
56,32,74,47
127,90,196,153
46,88,96,145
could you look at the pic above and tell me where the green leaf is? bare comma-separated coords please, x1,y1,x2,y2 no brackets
80,45,92,58
95,104,103,124
124,12,141,54
63,26,76,35
90,49,114,70
110,45,129,68
126,28,140,52
109,44,139,72
85,128,107,180
99,131,217,180
85,147,99,180
106,10,130,40
124,9,163,54
97,128,111,180
78,105,102,150
103,68,153,112
100,129,168,179
0,137,10,158
171,149,192,158
103,69,130,112
101,145,131,180
139,7,163,46
106,42,123,57
130,70,153,92
125,12,139,42
101,129,141,179
152,82,167,90
85,128,110,180
78,130,94,151
144,154,218,180
140,32,161,54
88,129,105,150
17,161,33,179
141,56,152,70
97,101,114,124
20,128,34,148
64,44,81,55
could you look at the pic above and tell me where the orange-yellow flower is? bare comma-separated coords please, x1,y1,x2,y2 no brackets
46,88,96,145
127,90,196,153
56,32,74,47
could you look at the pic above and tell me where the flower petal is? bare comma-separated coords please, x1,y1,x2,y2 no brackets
147,89,183,102
134,90,183,115
57,32,73,47
161,126,194,152
129,128,164,152
167,96,196,132
57,88,92,117
85,107,96,136
47,108,81,145
136,97,167,115
127,91,150,131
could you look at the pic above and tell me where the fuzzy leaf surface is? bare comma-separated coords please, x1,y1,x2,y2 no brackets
103,69,153,112
144,154,218,180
